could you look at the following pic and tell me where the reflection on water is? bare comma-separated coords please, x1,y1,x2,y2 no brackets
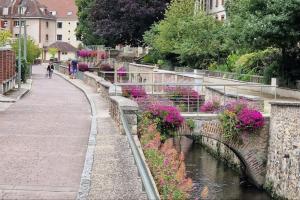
185,144,271,200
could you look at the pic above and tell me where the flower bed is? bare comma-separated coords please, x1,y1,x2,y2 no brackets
165,86,203,112
200,98,221,113
122,86,147,99
219,100,264,142
139,114,192,200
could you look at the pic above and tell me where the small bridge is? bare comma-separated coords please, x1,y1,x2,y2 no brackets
179,115,270,187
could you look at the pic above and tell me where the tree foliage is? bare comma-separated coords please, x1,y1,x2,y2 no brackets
88,0,169,46
12,36,41,64
48,48,58,58
75,0,105,45
225,0,300,85
144,0,224,68
0,30,12,46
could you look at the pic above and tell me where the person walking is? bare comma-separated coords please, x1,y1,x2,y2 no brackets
47,62,54,79
71,59,78,79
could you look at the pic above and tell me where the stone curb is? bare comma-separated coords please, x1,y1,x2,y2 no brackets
54,71,98,200
0,79,33,103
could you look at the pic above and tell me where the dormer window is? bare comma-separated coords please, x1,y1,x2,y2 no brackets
19,7,27,15
50,11,56,16
3,7,9,15
67,11,72,16
40,8,45,13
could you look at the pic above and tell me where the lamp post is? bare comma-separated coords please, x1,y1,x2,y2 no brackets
17,1,24,90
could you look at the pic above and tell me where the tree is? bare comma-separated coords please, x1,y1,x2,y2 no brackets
12,36,41,64
88,0,169,47
48,48,58,58
0,30,12,46
144,0,224,68
225,0,300,85
75,0,105,45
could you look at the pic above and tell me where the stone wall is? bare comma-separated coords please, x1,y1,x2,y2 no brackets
265,101,300,199
0,48,16,94
179,113,270,187
109,96,139,135
205,86,265,112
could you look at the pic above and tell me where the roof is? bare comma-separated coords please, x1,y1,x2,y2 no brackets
0,0,56,20
37,0,77,20
48,41,77,52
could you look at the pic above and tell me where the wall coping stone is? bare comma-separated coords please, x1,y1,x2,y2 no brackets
206,86,263,101
130,63,158,69
269,101,300,107
110,96,138,111
84,72,103,82
109,85,122,96
182,113,270,119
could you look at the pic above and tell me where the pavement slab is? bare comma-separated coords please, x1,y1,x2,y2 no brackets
59,75,147,199
0,65,91,200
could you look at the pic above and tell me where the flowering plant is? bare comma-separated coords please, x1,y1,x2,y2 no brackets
77,50,97,58
219,100,264,142
117,66,127,77
122,86,147,99
200,98,221,113
147,104,184,138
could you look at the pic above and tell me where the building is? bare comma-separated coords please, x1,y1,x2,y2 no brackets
195,0,226,21
45,41,77,61
0,0,56,48
38,0,80,48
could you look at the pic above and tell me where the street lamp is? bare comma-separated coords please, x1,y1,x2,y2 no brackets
17,0,24,90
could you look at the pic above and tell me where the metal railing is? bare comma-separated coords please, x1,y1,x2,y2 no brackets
119,108,159,200
98,71,204,84
198,70,265,84
115,83,277,113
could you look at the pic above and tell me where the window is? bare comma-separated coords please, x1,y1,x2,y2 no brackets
216,0,219,7
3,21,8,28
221,0,225,5
50,11,56,16
57,34,62,41
46,34,49,41
46,21,49,28
221,15,225,21
215,15,218,20
62,52,68,55
15,34,19,37
57,22,62,28
210,0,213,9
14,21,19,26
67,11,72,16
20,7,27,15
14,21,25,27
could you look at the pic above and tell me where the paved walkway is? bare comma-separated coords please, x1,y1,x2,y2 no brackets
60,75,147,200
0,65,91,199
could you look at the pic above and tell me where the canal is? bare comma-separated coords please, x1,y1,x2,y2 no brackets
185,143,271,200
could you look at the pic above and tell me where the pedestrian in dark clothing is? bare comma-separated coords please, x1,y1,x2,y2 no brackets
47,63,54,79
71,59,78,79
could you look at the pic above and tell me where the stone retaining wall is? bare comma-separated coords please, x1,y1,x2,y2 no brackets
265,101,300,199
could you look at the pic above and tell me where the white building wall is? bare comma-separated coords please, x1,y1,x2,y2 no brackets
207,0,226,20
11,18,56,48
56,19,80,48
45,51,76,61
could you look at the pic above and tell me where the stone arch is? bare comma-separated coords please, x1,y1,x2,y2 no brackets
180,118,270,188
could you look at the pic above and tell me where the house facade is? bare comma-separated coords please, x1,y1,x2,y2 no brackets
0,0,56,48
195,0,226,21
38,0,80,48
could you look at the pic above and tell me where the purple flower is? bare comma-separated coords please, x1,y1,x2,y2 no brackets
117,66,127,77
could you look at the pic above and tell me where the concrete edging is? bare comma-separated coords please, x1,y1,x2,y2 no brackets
54,71,98,200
